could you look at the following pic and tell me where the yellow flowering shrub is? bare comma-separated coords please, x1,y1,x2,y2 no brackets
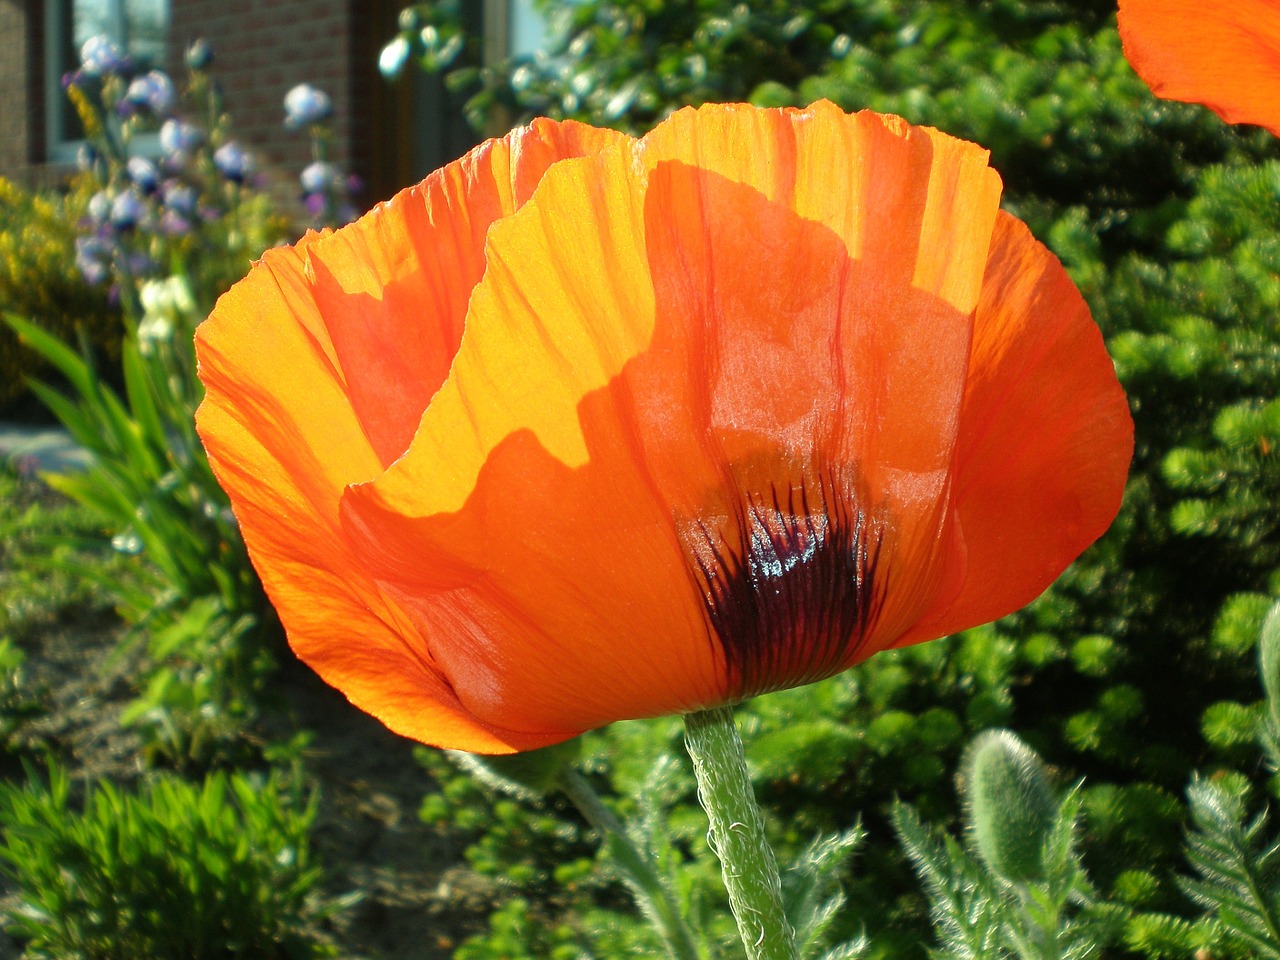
0,176,121,410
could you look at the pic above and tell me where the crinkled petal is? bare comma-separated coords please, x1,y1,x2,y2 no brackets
301,118,630,467
196,119,624,752
341,104,1007,738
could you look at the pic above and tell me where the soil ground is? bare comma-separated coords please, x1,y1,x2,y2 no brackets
0,581,500,959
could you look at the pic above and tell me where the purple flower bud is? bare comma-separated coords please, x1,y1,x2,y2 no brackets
126,70,176,115
299,161,336,194
79,35,125,76
87,190,113,224
127,251,157,277
75,236,111,285
186,39,214,70
304,192,327,217
109,189,148,230
79,260,109,286
162,151,192,174
76,144,98,172
62,70,82,89
158,209,192,236
213,141,253,182
162,181,198,216
283,84,332,129
160,119,202,154
126,156,161,192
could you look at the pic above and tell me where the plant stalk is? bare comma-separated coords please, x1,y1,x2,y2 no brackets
683,705,799,960
558,768,702,960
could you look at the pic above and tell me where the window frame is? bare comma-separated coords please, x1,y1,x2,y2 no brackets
42,0,169,164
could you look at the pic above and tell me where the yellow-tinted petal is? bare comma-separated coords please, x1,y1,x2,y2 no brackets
300,118,631,467
340,139,702,736
196,119,626,752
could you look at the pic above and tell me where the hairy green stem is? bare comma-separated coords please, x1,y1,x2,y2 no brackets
558,768,702,960
683,705,799,960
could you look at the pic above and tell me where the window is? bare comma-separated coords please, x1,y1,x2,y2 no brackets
507,0,549,58
43,0,171,162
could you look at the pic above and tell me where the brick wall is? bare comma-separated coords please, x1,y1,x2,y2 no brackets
0,0,467,211
169,0,434,216
170,0,358,215
0,1,40,180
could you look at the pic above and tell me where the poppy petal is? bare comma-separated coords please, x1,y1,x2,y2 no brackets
1119,0,1280,135
895,212,1133,647
300,118,631,467
633,105,1005,672
196,120,624,752
340,141,695,737
341,104,1008,740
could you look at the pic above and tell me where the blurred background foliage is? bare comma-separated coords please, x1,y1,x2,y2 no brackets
377,0,1280,956
0,36,364,959
0,178,122,412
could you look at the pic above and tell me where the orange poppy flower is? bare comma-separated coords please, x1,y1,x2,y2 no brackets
1118,0,1280,135
196,103,1132,754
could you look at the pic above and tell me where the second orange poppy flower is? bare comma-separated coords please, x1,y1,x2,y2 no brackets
196,102,1133,753
1119,0,1280,135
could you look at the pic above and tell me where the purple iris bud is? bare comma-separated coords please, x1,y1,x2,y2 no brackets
299,161,335,194
126,70,176,115
185,39,213,70
87,190,113,224
127,251,157,277
75,236,111,285
76,144,98,172
303,192,327,217
79,35,125,76
158,210,192,236
127,156,161,192
283,84,332,129
109,189,148,229
161,151,191,174
79,260,109,286
162,182,197,216
213,141,253,182
159,119,202,154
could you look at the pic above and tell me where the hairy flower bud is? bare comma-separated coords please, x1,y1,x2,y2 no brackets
964,730,1057,885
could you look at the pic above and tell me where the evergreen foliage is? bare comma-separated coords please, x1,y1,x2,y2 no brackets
1178,776,1280,959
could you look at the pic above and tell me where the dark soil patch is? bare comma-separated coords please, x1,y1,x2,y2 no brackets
267,659,500,959
0,588,497,959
